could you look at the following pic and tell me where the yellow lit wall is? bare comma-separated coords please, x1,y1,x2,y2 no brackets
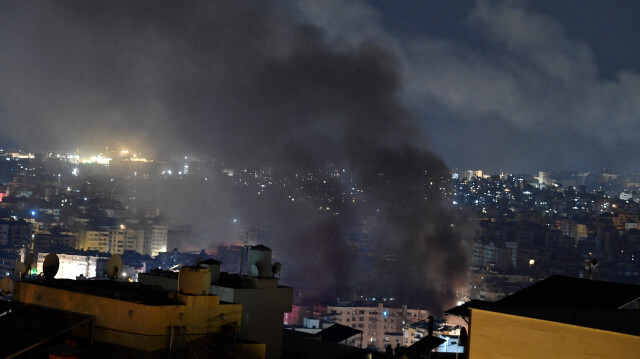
79,230,109,252
574,223,588,242
14,282,242,352
109,228,144,254
468,308,640,359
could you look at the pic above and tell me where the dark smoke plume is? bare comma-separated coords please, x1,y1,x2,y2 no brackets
0,1,471,312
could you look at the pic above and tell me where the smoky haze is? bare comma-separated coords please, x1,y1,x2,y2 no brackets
0,1,471,312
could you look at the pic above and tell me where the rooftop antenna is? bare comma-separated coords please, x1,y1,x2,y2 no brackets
106,254,123,281
43,253,60,279
15,261,27,279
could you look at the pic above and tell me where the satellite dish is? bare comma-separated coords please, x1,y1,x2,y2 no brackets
16,261,26,278
1,277,14,294
43,253,60,279
250,264,259,277
272,262,282,276
25,252,34,273
106,254,123,280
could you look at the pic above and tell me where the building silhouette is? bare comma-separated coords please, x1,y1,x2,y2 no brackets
446,275,640,358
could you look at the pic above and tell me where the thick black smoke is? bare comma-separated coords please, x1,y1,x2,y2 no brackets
0,1,471,312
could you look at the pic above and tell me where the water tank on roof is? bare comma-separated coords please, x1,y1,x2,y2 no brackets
179,266,211,295
247,245,272,278
198,258,221,284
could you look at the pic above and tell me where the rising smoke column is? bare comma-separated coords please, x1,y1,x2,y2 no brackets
0,0,471,312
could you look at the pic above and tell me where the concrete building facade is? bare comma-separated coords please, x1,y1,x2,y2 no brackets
326,303,430,351
109,227,144,254
36,252,108,279
139,245,293,359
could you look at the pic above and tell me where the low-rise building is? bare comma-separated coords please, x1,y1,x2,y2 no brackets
139,245,293,359
326,302,430,351
6,275,255,358
78,229,109,252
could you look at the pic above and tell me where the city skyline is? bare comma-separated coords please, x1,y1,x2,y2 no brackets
2,0,640,319
4,148,640,306
2,3,640,354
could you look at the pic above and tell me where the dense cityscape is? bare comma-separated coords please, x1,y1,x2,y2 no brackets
2,147,640,354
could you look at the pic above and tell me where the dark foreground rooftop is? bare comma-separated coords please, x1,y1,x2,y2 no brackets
445,275,640,337
0,302,93,358
495,275,640,308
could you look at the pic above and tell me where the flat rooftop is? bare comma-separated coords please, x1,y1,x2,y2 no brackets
144,268,291,290
24,278,181,306
445,275,640,337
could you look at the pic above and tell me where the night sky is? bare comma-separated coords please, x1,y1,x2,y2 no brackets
2,0,640,173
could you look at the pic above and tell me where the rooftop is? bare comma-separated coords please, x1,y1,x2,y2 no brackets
144,268,291,290
0,302,93,358
495,275,640,308
26,278,180,306
445,275,640,337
